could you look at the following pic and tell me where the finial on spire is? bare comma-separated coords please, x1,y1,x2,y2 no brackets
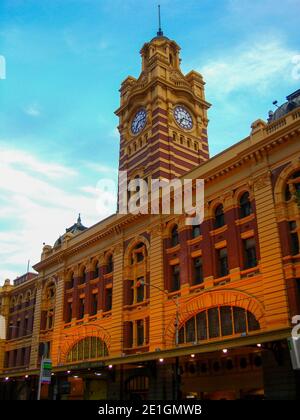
77,213,81,224
157,5,164,37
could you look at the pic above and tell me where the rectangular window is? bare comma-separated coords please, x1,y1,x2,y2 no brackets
24,317,29,335
196,312,207,341
233,307,247,334
136,278,145,303
218,248,229,277
78,298,85,319
67,302,72,323
186,318,196,343
290,221,299,256
220,306,233,336
21,348,26,366
136,320,144,347
193,257,203,285
104,288,112,312
16,320,21,338
91,293,98,316
208,308,220,339
244,237,257,269
171,265,180,292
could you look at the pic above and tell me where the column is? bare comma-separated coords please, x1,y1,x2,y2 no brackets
109,242,124,357
51,272,65,366
29,279,43,369
253,170,290,328
149,222,166,352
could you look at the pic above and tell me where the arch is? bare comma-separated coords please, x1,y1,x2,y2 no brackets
59,323,110,364
17,294,23,305
208,199,225,219
10,296,17,308
24,290,32,303
124,235,150,264
66,336,108,364
214,204,225,228
164,289,265,346
274,161,300,205
163,219,180,238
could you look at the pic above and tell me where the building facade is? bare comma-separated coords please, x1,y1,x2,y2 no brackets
1,32,300,400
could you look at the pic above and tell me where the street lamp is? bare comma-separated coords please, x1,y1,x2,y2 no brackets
139,280,181,400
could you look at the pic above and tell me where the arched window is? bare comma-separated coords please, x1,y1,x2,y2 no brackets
239,192,253,219
130,242,146,265
68,272,75,289
171,225,179,247
66,337,108,363
285,170,300,201
106,254,114,274
79,266,88,285
94,261,100,279
178,306,260,344
214,204,225,229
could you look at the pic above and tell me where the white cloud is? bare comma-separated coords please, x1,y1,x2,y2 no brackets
200,38,298,97
0,144,117,284
0,146,76,179
83,161,118,175
24,103,41,117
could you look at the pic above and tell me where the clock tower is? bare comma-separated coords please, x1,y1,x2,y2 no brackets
115,29,211,183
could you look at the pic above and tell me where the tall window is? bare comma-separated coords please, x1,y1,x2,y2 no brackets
290,221,299,255
137,320,144,347
91,293,98,316
78,298,85,319
68,272,75,289
218,248,229,277
136,277,145,303
171,265,180,291
171,225,179,247
104,288,112,312
244,238,257,269
94,262,100,279
107,254,114,274
66,302,72,323
79,267,87,285
240,192,253,219
214,205,225,229
193,257,203,285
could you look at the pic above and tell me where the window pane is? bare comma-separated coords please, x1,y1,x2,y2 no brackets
233,307,247,334
220,306,233,336
186,318,196,343
247,311,260,332
196,312,207,341
208,308,220,338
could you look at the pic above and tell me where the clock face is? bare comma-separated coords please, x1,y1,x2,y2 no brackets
174,106,193,130
131,108,147,135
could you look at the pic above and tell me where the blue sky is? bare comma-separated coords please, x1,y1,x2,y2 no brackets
0,0,300,283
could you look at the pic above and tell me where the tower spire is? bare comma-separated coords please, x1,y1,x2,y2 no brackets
157,5,163,37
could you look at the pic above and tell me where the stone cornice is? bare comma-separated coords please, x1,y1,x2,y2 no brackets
33,213,146,272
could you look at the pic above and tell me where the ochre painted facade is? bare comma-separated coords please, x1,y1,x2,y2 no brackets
1,34,300,400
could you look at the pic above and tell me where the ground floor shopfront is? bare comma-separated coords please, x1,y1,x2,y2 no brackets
1,338,299,400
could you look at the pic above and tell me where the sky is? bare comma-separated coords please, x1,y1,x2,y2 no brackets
0,0,299,283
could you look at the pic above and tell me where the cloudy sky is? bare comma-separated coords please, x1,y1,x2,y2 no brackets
0,0,299,283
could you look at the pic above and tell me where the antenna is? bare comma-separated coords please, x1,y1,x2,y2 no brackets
157,5,164,37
